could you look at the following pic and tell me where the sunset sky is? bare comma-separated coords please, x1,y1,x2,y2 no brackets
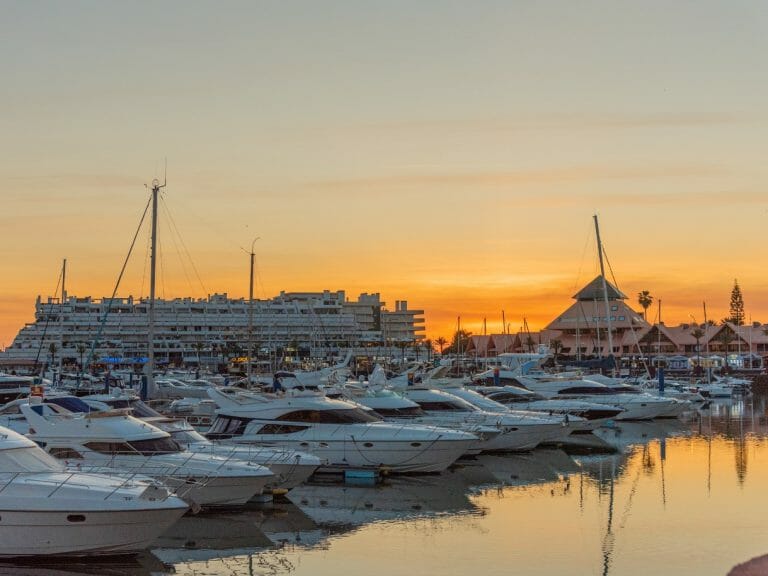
2,1,768,347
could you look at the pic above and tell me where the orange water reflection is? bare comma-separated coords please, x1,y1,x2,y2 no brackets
10,398,768,576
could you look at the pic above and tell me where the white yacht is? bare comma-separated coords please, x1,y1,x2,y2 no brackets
81,392,322,491
154,378,213,400
204,387,478,473
0,425,188,557
513,375,687,420
438,386,596,433
0,397,273,509
471,385,625,427
398,387,570,451
325,383,501,455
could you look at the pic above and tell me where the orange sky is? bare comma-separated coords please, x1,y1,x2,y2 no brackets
2,2,768,348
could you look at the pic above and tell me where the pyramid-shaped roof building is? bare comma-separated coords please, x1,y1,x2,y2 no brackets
572,276,627,301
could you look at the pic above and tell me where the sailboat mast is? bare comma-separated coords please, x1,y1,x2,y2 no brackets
59,258,66,376
593,215,615,367
147,179,163,398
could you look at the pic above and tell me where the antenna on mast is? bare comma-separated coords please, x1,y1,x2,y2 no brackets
145,173,167,400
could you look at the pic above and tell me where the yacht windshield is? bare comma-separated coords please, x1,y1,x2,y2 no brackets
0,446,64,472
169,429,208,444
372,406,425,417
415,398,478,411
45,396,93,413
127,400,164,418
457,393,508,412
85,438,182,455
126,438,182,455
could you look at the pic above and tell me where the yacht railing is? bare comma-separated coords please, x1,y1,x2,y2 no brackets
0,470,176,502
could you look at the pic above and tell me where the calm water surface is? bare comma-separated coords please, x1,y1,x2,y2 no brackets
9,396,768,576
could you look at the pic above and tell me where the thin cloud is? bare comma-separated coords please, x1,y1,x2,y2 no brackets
311,164,728,191
355,112,744,133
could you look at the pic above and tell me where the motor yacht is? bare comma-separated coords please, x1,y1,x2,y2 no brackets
204,387,477,473
324,383,500,455
398,387,569,451
0,425,188,557
0,397,273,509
81,392,322,491
513,375,687,420
471,385,625,427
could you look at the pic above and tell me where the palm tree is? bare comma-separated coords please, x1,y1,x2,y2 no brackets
690,328,704,371
423,339,433,363
718,328,734,353
76,343,87,376
48,343,57,371
637,290,654,321
193,341,205,367
435,337,447,356
524,336,536,353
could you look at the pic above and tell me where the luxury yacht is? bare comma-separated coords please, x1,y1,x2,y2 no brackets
512,375,687,420
82,392,322,491
0,397,273,509
204,387,478,473
324,383,500,455
398,387,570,451
0,425,188,557
471,385,625,426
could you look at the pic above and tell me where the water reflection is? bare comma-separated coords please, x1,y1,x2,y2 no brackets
12,396,768,576
0,553,165,576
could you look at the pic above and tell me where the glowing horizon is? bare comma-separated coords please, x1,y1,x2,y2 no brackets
2,2,767,349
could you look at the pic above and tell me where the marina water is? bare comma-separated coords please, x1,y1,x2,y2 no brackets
9,395,768,576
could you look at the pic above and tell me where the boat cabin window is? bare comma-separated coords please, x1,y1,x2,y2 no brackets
45,397,93,414
82,438,180,455
558,386,617,395
84,441,133,454
275,408,381,424
255,424,310,435
126,438,182,455
486,392,528,404
416,401,472,411
206,416,252,439
372,406,425,417
49,447,84,459
0,404,21,415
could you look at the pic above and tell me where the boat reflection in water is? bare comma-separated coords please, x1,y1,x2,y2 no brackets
0,553,166,576
14,395,768,576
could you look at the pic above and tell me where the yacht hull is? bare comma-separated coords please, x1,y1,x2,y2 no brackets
0,506,185,557
171,474,270,508
483,423,567,452
226,437,475,473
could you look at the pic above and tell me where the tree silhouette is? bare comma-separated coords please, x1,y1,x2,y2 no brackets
444,330,472,355
728,279,745,326
435,337,447,355
691,328,705,368
423,339,434,362
637,290,654,321
48,342,57,370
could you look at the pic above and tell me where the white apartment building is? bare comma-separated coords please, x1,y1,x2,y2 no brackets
1,290,425,367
